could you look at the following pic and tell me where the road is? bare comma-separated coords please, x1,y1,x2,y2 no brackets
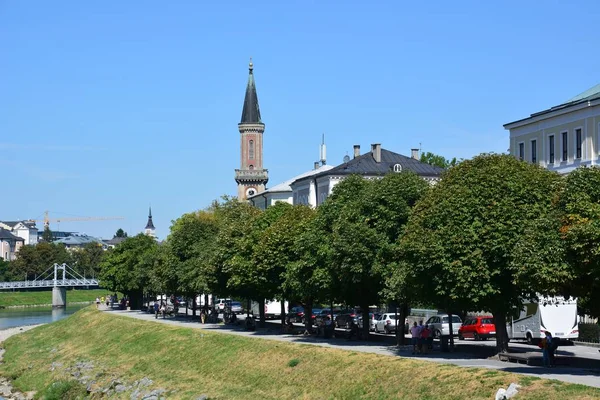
109,308,600,388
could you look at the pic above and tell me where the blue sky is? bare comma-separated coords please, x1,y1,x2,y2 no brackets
1,1,599,239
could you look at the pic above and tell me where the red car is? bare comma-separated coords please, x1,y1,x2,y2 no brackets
458,316,496,341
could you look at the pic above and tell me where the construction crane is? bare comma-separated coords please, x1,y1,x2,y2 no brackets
27,211,125,229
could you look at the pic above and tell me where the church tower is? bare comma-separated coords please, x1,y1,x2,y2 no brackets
235,59,268,200
144,207,156,238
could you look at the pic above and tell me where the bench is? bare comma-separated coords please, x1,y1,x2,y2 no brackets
498,353,534,365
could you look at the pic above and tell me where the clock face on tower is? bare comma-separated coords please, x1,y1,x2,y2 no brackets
246,187,256,197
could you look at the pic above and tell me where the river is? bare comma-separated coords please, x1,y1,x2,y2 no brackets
0,303,89,330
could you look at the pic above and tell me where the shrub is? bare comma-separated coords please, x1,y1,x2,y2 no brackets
41,380,87,400
578,323,600,342
287,358,300,368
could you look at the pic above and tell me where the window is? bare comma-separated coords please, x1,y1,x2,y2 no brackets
393,164,402,173
518,143,524,160
562,131,568,161
249,164,254,170
249,140,255,160
549,136,555,164
576,128,582,159
531,140,537,164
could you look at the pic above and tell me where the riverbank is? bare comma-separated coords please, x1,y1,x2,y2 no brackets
1,308,599,399
0,289,110,308
0,325,43,343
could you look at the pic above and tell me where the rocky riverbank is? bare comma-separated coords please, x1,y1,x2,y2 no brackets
0,325,43,344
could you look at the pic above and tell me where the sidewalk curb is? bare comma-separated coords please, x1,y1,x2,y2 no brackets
574,341,600,348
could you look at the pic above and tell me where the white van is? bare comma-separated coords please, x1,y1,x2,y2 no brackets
508,296,578,344
251,299,289,319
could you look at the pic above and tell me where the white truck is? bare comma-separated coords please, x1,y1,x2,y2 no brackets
508,296,578,344
251,299,289,319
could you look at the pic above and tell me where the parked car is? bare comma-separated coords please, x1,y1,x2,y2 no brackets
458,316,496,341
314,308,341,326
335,309,360,329
374,313,398,334
425,314,463,338
288,306,305,322
357,312,381,331
230,301,243,314
303,308,321,324
216,298,231,310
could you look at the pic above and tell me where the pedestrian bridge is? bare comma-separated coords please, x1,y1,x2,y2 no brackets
0,263,99,307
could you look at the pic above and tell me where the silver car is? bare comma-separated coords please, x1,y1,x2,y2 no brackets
230,301,243,314
425,314,462,338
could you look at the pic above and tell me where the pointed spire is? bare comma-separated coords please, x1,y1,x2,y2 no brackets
240,57,262,124
145,206,155,230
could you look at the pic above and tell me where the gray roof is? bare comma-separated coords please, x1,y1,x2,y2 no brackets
103,237,127,246
0,228,24,241
0,220,37,229
293,148,444,184
505,83,600,127
145,207,155,230
240,61,262,124
53,235,103,246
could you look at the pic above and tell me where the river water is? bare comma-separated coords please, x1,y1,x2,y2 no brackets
0,303,89,330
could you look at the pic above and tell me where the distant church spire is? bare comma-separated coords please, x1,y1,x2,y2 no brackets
144,206,156,238
240,57,262,124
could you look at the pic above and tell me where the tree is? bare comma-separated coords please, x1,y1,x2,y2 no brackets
157,210,220,313
558,167,600,317
10,242,71,280
253,203,315,327
114,229,128,238
420,151,458,169
41,226,53,242
70,242,105,278
400,154,567,353
99,234,158,309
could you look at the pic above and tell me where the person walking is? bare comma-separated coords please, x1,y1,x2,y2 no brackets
541,331,554,367
420,324,431,354
200,307,206,324
100,296,105,308
160,301,166,319
95,297,100,309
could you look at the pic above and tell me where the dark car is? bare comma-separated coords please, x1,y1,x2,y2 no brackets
335,309,360,329
314,308,341,326
303,308,321,324
288,306,305,323
357,312,381,331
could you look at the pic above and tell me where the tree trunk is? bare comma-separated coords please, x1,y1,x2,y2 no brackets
258,299,266,328
280,299,286,330
397,303,408,346
128,289,143,310
492,311,510,353
447,310,455,351
303,299,313,335
361,303,370,340
247,299,251,318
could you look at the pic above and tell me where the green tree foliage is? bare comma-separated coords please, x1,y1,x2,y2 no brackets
114,229,128,238
9,243,71,280
400,154,566,353
70,242,105,278
0,259,11,281
558,167,600,317
157,210,219,305
420,151,458,169
99,234,158,309
41,226,53,242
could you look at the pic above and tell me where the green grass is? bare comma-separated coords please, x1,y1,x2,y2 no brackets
0,289,113,307
1,307,600,399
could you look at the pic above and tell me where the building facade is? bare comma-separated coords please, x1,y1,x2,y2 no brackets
247,164,334,210
0,228,24,261
504,83,600,174
0,221,38,245
235,59,268,201
291,144,444,208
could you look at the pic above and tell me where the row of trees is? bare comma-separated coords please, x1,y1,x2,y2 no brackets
98,154,600,353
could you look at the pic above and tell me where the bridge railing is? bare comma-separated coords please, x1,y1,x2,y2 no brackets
0,279,99,289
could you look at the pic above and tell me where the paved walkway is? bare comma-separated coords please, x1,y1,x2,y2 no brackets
105,309,600,388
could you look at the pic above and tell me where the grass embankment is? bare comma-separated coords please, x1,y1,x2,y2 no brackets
1,308,600,400
0,289,111,307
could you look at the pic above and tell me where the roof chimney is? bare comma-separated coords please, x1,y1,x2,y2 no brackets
411,148,419,160
371,143,381,163
314,161,320,170
353,145,360,158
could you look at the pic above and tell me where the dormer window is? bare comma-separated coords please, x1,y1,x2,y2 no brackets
393,164,402,173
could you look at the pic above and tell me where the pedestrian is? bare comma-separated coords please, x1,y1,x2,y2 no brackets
420,324,431,354
417,320,424,353
427,324,434,350
544,331,556,367
160,301,166,319
95,297,100,309
410,322,420,355
200,307,206,324
153,300,159,319
105,295,110,308
100,296,105,307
